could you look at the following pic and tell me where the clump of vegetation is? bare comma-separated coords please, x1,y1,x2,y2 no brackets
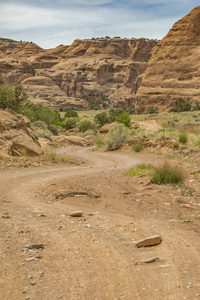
173,141,179,148
127,164,152,177
32,120,47,130
0,83,28,112
79,120,92,132
178,132,188,144
95,137,105,148
146,106,158,114
90,103,101,110
131,139,143,152
21,103,62,126
106,124,129,150
151,161,186,185
64,110,78,118
176,100,191,112
94,112,110,127
115,111,131,127
62,117,77,130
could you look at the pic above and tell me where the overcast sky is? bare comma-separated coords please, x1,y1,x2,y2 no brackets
0,0,199,49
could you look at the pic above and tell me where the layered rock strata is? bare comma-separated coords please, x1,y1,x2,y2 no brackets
135,6,200,113
0,38,157,109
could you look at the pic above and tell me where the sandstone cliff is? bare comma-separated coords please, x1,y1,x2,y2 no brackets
0,38,157,110
135,6,200,113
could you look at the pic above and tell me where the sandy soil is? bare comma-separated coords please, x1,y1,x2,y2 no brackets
1,146,200,300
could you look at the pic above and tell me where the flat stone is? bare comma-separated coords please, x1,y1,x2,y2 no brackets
25,243,44,250
141,257,159,263
135,235,162,248
70,211,83,217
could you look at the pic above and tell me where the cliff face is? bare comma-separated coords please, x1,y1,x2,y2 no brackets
0,38,157,110
135,6,200,113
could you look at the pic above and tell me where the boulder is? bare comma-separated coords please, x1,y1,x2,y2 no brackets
99,122,117,133
0,109,42,157
51,135,92,147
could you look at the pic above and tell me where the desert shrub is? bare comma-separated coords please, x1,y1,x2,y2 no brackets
21,103,62,126
48,124,59,135
192,101,200,111
127,164,152,177
178,132,188,144
0,84,28,112
146,106,158,114
35,128,51,138
176,100,191,112
106,123,129,150
79,120,92,132
151,161,186,185
64,110,78,118
197,139,200,147
109,109,127,122
62,117,77,129
132,140,143,152
90,103,101,110
94,112,110,127
32,120,47,130
173,142,179,148
95,137,105,148
115,111,131,127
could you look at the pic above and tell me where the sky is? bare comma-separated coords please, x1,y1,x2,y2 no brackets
0,0,199,49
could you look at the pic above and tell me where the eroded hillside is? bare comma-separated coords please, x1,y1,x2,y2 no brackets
0,38,157,110
136,6,200,113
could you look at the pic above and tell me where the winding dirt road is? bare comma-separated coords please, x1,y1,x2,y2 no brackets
1,146,200,299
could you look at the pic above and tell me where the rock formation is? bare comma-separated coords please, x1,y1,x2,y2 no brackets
0,38,157,110
0,108,42,157
135,6,200,113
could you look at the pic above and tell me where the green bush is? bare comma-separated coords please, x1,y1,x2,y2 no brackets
48,124,59,135
32,120,47,130
127,164,152,177
173,141,179,148
115,111,131,127
178,132,188,144
176,100,191,112
0,84,28,112
21,103,62,126
132,140,143,152
94,112,110,127
151,161,186,185
35,128,51,138
64,110,78,118
106,124,129,150
95,137,105,148
62,117,77,130
90,103,101,110
79,120,92,132
146,106,158,114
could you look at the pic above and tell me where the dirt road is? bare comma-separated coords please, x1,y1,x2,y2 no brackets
1,146,200,299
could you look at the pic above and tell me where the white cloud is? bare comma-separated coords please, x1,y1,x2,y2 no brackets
0,0,199,48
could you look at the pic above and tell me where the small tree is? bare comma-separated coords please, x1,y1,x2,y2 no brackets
62,117,77,130
79,120,92,132
94,112,110,127
64,110,78,118
115,111,131,127
0,84,28,112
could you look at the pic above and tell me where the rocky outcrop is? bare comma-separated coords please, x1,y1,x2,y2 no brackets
135,6,200,113
0,109,42,156
0,38,157,110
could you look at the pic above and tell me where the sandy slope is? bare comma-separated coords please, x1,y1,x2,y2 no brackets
1,147,200,300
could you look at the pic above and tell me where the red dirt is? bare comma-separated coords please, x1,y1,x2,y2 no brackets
1,146,200,299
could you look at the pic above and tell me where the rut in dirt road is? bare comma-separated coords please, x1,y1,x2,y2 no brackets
1,147,200,300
